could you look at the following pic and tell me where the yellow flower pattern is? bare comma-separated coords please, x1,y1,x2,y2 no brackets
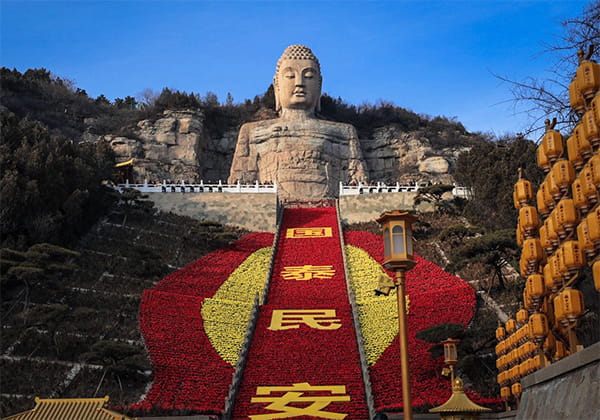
345,245,405,365
202,247,272,365
202,244,404,366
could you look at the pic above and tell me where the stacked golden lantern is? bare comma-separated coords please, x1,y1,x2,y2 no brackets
496,48,600,410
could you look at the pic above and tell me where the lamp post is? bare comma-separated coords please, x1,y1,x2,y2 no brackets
376,210,418,420
442,338,460,383
432,337,492,419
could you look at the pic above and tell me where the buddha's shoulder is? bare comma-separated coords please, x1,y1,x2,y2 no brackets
239,119,280,131
313,118,351,127
307,119,358,137
241,118,356,133
313,119,356,130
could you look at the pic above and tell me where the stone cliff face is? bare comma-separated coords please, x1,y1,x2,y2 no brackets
361,125,471,185
107,110,476,186
107,110,205,182
106,110,237,183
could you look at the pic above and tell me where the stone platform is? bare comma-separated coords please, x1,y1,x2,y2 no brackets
516,341,599,419
146,192,277,232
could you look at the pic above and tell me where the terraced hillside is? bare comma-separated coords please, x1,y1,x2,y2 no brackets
0,209,247,417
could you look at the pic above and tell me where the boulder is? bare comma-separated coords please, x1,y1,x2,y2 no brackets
418,156,450,174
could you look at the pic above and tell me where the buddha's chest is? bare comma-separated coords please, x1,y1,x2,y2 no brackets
249,122,349,156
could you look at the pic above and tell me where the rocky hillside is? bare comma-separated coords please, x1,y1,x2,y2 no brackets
360,124,473,184
105,109,236,183
104,108,481,185
1,67,486,187
0,207,249,417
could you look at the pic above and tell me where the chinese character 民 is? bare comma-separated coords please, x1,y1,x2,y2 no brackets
268,309,342,331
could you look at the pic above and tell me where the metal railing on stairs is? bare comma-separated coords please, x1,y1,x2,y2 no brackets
221,201,284,419
335,199,376,419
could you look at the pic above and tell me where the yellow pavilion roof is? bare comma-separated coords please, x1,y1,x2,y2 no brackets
429,378,492,414
2,396,136,420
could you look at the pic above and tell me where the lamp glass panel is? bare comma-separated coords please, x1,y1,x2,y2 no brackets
392,225,405,255
406,225,413,256
384,228,390,257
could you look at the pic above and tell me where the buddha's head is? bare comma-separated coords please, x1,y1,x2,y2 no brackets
274,45,322,114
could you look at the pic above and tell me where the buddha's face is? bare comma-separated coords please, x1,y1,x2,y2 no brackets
275,59,321,112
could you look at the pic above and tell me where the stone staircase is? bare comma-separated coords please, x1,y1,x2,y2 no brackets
230,206,370,419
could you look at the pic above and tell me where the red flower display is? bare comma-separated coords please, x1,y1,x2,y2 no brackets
136,214,498,417
344,230,491,411
136,232,274,413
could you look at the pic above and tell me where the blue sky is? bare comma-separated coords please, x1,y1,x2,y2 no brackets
1,0,589,137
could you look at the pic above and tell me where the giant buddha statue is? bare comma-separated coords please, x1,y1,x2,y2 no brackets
228,45,368,200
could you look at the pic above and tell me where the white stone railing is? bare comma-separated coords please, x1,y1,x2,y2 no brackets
452,186,473,199
112,180,471,198
339,182,472,198
114,180,277,194
339,182,419,195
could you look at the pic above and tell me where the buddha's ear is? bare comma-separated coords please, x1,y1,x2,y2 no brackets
316,76,322,112
275,95,281,113
274,77,281,112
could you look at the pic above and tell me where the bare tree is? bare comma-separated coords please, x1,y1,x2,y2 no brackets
136,88,159,107
203,91,219,106
497,1,600,137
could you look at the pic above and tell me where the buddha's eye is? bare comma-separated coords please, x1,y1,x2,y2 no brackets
284,71,295,79
304,71,314,78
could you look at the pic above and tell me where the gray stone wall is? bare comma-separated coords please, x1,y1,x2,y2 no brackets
146,193,277,232
516,342,600,420
146,192,434,232
339,193,433,225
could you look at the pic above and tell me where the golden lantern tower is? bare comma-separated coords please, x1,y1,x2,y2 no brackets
429,377,491,420
496,46,600,411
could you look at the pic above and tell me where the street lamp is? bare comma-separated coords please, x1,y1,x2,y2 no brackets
376,210,418,420
442,338,460,383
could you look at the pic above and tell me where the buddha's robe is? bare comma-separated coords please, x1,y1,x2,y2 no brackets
228,118,368,199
